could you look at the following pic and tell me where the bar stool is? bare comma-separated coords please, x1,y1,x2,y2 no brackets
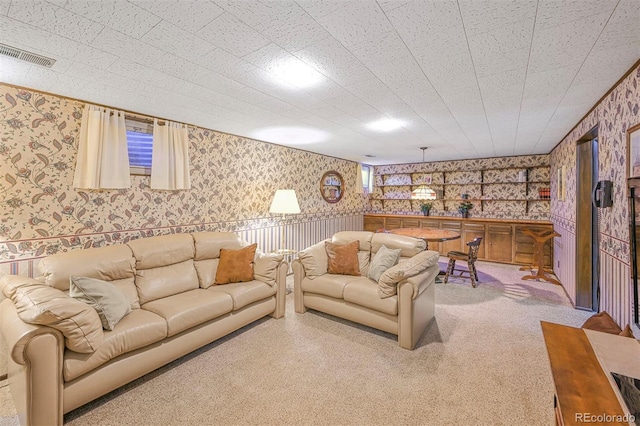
444,237,483,288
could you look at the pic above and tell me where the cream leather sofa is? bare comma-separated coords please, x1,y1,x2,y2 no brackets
0,232,286,426
293,231,439,350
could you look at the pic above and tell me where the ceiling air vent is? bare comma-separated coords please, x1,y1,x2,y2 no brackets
0,43,56,68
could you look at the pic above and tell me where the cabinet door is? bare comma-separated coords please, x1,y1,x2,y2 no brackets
402,218,420,228
363,217,384,232
487,225,513,263
420,219,440,229
463,223,486,259
385,218,402,230
440,221,462,254
514,225,553,268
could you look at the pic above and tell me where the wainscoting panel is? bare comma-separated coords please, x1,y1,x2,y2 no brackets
600,250,633,328
1,214,364,278
553,222,576,305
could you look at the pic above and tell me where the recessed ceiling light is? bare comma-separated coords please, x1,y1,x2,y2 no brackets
251,126,329,145
272,59,323,89
366,118,405,132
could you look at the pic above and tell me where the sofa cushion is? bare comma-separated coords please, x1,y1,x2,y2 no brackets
208,280,276,310
70,276,132,330
38,244,139,309
298,241,328,279
194,259,220,289
253,253,283,286
378,250,439,298
10,283,103,353
301,274,362,299
215,243,257,284
371,233,426,257
326,241,360,276
367,245,401,282
344,278,398,316
127,233,195,270
63,309,167,381
135,259,199,305
192,232,245,260
142,289,233,337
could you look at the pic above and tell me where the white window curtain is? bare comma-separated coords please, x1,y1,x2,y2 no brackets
355,163,365,194
73,104,130,189
150,119,191,190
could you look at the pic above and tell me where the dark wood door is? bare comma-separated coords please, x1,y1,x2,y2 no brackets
487,225,513,263
576,138,598,310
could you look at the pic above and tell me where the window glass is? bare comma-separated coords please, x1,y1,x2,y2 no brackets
125,119,152,175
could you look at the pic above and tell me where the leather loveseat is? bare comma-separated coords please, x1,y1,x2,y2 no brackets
292,231,439,350
0,232,286,426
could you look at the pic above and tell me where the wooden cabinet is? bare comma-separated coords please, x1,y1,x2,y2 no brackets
364,214,554,268
487,225,513,263
462,222,486,259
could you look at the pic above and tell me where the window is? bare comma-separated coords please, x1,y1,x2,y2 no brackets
126,118,153,175
361,164,374,194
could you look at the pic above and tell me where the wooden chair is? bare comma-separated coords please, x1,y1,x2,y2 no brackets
444,237,483,288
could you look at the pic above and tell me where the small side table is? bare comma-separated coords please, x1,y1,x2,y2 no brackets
519,228,561,285
272,248,296,293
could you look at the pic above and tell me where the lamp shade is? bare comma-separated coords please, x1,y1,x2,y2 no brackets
269,189,301,214
411,186,437,200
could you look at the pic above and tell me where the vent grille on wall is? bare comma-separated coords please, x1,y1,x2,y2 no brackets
0,44,56,68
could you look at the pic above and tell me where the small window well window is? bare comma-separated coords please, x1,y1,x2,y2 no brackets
126,119,153,176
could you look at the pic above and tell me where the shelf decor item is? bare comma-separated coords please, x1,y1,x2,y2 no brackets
419,202,433,216
458,201,473,218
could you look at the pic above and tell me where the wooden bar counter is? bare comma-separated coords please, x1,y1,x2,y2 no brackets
364,214,554,268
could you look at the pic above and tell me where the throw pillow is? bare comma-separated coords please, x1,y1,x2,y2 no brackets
70,276,132,331
581,311,622,335
215,243,257,284
619,324,636,338
325,240,360,276
378,250,439,298
367,245,401,282
11,282,103,353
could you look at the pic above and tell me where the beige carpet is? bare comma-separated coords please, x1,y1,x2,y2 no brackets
0,260,613,425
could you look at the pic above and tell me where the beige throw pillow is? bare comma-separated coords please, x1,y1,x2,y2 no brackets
378,250,439,298
368,245,401,282
11,282,103,353
70,276,132,330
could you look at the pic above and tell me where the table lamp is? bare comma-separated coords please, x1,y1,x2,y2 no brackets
269,189,300,252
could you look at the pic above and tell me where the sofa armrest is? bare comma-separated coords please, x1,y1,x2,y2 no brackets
292,259,306,313
0,299,64,425
271,261,288,319
398,262,440,300
0,275,44,302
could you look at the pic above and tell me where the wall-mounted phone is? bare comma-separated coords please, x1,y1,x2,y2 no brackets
592,180,613,208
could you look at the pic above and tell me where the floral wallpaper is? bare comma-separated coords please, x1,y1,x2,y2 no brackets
0,83,366,267
371,155,550,220
550,62,640,328
551,64,640,264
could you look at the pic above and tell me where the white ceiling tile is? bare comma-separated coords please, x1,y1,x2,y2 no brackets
147,53,210,83
528,12,610,74
72,44,119,70
295,0,353,20
132,0,224,33
478,68,525,101
573,45,639,85
0,55,34,84
326,92,378,117
593,0,640,51
63,0,161,39
468,20,534,59
307,81,352,102
343,78,403,110
261,13,331,52
294,36,358,78
141,20,215,60
459,0,537,36
535,0,618,30
90,28,166,66
0,15,82,59
0,0,11,15
523,65,579,99
417,52,477,90
196,12,270,57
473,47,530,78
8,0,104,42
